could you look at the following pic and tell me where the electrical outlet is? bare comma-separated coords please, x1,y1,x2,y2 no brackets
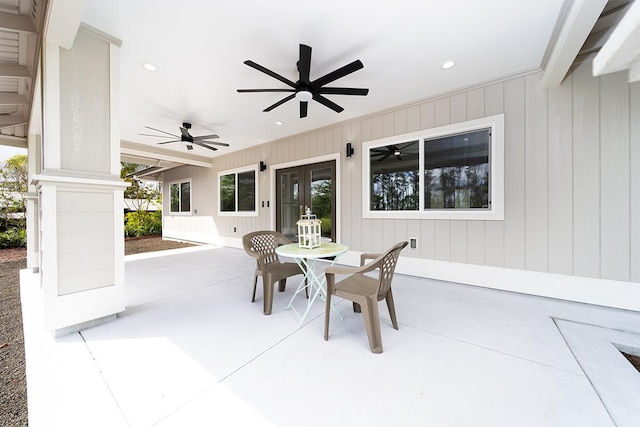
409,237,418,249
233,227,237,233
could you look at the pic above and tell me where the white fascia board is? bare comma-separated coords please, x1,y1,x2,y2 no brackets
593,1,640,82
542,0,608,88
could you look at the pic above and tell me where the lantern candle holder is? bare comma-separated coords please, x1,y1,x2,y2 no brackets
297,213,322,249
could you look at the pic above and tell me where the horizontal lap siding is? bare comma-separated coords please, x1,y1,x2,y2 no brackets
163,66,639,284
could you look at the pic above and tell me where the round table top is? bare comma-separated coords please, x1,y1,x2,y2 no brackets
276,242,348,259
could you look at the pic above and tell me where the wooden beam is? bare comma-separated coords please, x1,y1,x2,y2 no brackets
541,0,608,88
0,115,26,127
593,1,640,82
0,64,30,78
0,134,27,149
120,140,213,168
0,11,35,33
0,93,27,105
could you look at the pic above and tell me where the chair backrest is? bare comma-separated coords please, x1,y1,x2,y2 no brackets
242,230,290,266
378,241,408,295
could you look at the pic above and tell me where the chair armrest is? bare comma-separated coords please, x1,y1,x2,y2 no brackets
325,259,380,276
360,252,381,266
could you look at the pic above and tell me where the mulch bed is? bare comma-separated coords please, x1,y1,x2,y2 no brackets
622,351,640,373
0,257,27,427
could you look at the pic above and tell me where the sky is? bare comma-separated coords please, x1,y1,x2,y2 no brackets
0,145,27,164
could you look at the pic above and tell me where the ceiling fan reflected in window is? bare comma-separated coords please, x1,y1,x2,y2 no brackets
237,44,369,118
139,122,229,152
371,141,419,162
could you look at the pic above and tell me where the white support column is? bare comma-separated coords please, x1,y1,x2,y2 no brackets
31,23,127,334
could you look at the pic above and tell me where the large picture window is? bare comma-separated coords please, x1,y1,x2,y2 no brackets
218,167,258,215
424,129,490,210
364,114,504,220
170,180,191,214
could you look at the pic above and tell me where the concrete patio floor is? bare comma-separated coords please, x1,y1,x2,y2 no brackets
20,245,640,426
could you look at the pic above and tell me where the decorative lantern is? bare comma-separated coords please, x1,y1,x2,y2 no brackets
297,213,322,249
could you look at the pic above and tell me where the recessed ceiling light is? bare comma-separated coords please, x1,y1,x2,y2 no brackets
275,121,283,126
441,60,456,70
142,62,157,72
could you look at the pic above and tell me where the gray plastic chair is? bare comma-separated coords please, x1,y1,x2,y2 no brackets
324,241,408,353
242,230,305,315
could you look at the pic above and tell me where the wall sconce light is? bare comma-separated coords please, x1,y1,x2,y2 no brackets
259,161,267,172
346,142,354,158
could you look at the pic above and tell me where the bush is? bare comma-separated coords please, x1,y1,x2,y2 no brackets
0,227,26,248
124,210,162,238
320,217,332,237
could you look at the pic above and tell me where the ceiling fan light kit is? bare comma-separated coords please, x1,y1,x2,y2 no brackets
237,44,369,118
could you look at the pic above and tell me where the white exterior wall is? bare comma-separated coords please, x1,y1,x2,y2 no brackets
162,63,640,310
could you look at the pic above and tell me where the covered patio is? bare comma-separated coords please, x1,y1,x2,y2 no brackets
20,245,640,426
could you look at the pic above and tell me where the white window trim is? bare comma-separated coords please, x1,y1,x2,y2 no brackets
362,114,504,220
217,165,259,217
168,179,192,216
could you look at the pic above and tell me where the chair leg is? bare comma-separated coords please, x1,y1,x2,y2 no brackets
324,276,334,341
360,296,383,354
385,289,399,330
263,275,274,315
251,274,258,302
278,279,286,292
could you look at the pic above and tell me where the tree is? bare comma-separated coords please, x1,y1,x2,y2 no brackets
121,162,162,237
121,162,161,212
0,154,28,231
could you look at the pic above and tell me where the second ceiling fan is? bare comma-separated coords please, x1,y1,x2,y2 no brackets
140,122,229,152
237,44,369,118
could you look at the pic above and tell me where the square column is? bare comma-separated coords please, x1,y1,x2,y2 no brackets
31,24,127,333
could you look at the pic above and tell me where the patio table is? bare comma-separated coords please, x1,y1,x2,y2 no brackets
275,242,347,328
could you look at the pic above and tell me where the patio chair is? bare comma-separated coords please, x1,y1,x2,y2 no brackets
324,241,408,353
242,230,305,315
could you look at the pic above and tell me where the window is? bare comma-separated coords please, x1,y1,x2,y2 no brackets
424,129,490,210
218,167,258,215
170,180,191,214
364,114,504,220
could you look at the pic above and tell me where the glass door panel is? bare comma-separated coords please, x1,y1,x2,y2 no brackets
276,161,335,242
278,170,300,241
310,167,332,239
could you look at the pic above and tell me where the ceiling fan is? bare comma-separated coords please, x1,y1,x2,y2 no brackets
371,142,419,162
237,44,369,118
139,122,229,151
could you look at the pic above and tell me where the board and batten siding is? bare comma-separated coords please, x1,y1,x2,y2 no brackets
163,62,640,285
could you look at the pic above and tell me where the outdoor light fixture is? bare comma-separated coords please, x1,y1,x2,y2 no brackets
259,161,267,172
346,142,354,158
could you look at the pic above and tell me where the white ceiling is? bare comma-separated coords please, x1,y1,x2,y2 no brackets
78,0,566,160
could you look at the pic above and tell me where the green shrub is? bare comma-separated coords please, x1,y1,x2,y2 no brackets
0,227,26,248
124,210,162,238
320,217,332,237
